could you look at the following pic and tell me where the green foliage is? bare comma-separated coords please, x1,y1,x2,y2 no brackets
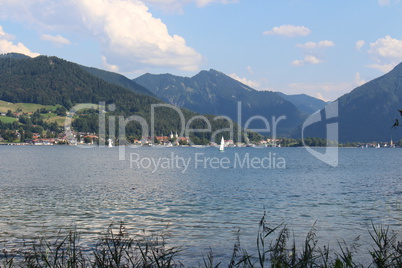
55,106,67,116
2,219,402,267
279,137,336,147
1,223,182,268
0,55,159,107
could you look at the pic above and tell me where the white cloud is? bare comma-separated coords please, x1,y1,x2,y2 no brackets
305,55,322,64
291,59,304,66
369,35,402,59
0,26,15,40
263,25,311,38
287,81,354,102
292,55,322,66
79,0,203,72
377,0,401,6
246,66,253,74
0,25,39,57
355,40,365,50
315,92,326,101
194,0,238,7
101,55,119,72
285,71,372,101
0,0,203,72
367,35,402,73
296,40,335,49
378,0,390,6
366,63,395,73
229,73,260,88
140,0,238,13
41,34,71,46
354,72,366,86
304,55,322,64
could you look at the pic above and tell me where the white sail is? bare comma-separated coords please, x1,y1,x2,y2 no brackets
108,139,113,147
219,137,225,151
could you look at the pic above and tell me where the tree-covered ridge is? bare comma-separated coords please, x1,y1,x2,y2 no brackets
0,53,31,60
79,65,155,97
0,55,158,109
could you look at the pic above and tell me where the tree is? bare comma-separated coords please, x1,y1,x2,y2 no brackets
18,127,25,142
55,106,67,116
84,136,92,144
25,130,33,139
179,139,188,145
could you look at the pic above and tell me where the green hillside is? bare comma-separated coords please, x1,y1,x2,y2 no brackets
0,100,61,114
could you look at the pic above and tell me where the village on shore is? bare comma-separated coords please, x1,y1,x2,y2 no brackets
1,130,399,148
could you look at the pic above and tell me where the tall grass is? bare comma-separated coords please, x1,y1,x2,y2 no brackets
1,217,402,267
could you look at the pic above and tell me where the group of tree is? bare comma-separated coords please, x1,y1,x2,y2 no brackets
0,111,62,142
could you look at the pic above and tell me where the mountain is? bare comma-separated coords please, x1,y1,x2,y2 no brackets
0,54,159,109
300,63,402,143
0,54,237,140
79,65,155,97
135,69,306,136
276,92,329,115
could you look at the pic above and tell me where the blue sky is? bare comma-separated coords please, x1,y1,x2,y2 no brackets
1,0,402,101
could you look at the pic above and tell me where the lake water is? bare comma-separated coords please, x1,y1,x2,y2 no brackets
1,146,402,265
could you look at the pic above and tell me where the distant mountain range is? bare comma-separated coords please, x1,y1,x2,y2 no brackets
0,54,223,139
276,92,329,115
135,70,307,136
300,63,402,142
2,52,402,142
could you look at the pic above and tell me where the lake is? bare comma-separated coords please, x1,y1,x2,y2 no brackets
1,146,402,265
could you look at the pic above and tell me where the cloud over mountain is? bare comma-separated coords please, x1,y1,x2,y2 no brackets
0,0,203,72
368,35,402,73
228,73,260,88
0,26,40,57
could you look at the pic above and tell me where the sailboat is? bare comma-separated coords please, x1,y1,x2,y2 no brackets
108,139,113,148
219,136,225,151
